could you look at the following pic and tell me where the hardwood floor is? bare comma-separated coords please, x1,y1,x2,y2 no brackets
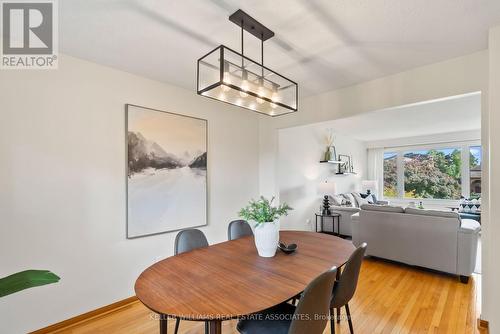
47,258,484,334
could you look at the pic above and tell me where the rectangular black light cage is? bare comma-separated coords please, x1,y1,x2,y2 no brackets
197,45,298,117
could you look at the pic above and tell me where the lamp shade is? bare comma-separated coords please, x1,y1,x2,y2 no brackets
361,180,378,194
318,180,337,196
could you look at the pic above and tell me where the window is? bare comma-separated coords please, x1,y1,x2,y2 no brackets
470,146,482,198
382,143,481,201
383,152,397,198
403,148,461,200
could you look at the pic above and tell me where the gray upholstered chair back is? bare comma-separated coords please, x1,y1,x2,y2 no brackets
228,220,253,240
174,229,209,255
331,243,367,308
288,267,338,334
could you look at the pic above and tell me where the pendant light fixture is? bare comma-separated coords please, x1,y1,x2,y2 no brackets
197,9,298,117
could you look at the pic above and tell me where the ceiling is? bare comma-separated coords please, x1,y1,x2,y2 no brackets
328,93,481,141
60,0,500,97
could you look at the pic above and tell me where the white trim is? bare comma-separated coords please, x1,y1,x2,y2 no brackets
383,140,480,153
396,151,404,198
367,130,481,149
372,91,481,113
461,145,471,198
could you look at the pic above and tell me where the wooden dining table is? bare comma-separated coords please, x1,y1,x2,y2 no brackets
135,230,355,334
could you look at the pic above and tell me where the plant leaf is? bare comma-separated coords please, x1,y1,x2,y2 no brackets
0,270,60,298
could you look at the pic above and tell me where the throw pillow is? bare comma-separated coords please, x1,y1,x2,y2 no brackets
330,195,344,206
352,192,370,207
342,193,356,207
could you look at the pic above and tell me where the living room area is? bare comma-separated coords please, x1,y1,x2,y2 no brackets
3,1,500,334
278,91,482,280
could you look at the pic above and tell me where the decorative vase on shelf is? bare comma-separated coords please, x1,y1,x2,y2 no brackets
254,221,280,257
324,147,331,161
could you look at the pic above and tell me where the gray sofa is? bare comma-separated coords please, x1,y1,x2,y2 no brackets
351,204,481,283
326,193,388,236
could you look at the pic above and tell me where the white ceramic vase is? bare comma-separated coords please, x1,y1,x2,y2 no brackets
254,221,280,257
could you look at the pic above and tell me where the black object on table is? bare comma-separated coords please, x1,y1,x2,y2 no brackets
315,212,341,236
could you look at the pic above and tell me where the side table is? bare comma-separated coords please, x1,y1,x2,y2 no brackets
315,212,341,236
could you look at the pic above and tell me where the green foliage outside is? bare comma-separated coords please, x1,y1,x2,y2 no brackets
383,149,479,200
239,196,292,227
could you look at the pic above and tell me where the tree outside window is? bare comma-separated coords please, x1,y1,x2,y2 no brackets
403,148,461,200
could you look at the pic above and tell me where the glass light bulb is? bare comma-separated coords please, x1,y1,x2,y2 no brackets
222,72,231,92
239,80,249,98
270,103,278,109
256,97,264,104
271,92,279,102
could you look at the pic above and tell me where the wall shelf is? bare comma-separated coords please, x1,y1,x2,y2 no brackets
319,160,346,164
320,156,356,175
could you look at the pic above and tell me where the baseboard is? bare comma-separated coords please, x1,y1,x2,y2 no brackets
30,296,138,333
478,318,489,332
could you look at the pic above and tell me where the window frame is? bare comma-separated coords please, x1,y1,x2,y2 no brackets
382,140,481,202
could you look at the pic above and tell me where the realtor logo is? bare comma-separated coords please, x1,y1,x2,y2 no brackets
1,0,58,69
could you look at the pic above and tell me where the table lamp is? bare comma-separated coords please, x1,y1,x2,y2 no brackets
318,180,337,215
361,180,378,196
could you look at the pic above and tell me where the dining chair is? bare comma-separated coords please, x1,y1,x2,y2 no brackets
174,228,209,255
330,243,367,334
236,267,338,334
228,219,253,240
173,229,209,334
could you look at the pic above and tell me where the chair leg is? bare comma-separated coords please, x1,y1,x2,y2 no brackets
160,317,168,334
330,308,335,334
204,321,209,334
337,307,341,323
346,303,354,334
174,318,180,334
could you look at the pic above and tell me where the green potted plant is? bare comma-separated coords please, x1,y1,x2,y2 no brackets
239,196,292,257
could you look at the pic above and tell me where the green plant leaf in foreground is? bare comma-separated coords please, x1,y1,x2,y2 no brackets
0,270,60,298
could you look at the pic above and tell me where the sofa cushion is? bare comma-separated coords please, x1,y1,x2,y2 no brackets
459,219,481,233
342,193,356,207
405,207,460,219
360,204,405,213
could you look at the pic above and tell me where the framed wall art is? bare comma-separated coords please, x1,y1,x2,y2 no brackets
126,104,207,238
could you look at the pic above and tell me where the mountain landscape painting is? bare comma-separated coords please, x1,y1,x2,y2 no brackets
126,105,207,238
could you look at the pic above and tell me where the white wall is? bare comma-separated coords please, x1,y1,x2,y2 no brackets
278,125,366,231
0,55,260,333
487,25,500,334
